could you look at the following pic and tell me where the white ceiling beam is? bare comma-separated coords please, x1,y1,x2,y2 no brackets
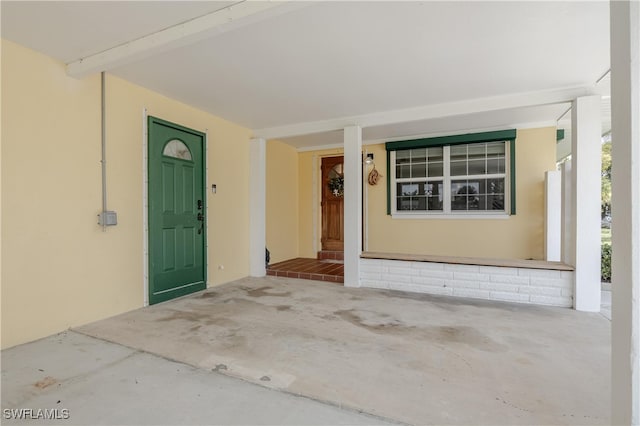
254,85,601,140
363,120,561,146
66,1,306,78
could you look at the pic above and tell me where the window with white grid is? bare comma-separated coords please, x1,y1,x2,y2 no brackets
391,141,509,216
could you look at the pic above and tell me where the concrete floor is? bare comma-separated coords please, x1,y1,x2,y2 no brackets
1,331,394,425
600,282,612,320
3,276,610,425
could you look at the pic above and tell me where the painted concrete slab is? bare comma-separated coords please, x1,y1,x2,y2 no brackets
1,331,395,425
74,276,611,425
600,287,612,320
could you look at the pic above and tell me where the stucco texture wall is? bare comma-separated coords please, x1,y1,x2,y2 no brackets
1,39,252,349
266,140,299,264
366,127,557,259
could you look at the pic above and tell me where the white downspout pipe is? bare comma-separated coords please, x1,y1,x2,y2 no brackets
101,71,107,231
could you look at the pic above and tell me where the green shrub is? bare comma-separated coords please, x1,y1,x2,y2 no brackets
601,243,612,282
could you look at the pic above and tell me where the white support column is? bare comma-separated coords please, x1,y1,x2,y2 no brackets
560,160,573,264
544,170,562,262
611,1,640,423
249,138,266,277
343,126,362,287
571,95,602,311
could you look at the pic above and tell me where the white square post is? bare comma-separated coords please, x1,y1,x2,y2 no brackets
560,160,573,264
249,137,266,277
571,95,602,311
610,1,639,423
343,125,362,287
544,170,562,261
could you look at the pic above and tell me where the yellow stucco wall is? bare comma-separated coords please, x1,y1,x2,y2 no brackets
1,39,252,349
366,127,557,259
297,147,344,258
295,128,555,260
266,140,299,263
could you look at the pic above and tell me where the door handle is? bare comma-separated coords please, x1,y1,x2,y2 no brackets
197,212,204,235
197,199,203,210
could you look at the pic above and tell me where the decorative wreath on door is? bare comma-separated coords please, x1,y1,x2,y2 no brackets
328,176,344,197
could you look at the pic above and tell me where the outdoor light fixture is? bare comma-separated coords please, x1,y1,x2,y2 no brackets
364,153,374,165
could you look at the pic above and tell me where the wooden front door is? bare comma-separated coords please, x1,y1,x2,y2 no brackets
321,156,344,251
148,116,206,305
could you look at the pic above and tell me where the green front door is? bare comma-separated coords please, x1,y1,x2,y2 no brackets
148,117,206,304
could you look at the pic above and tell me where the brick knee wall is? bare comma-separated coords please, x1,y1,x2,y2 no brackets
360,259,574,307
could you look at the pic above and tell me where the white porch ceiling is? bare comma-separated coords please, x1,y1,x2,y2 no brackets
1,1,610,150
1,1,238,63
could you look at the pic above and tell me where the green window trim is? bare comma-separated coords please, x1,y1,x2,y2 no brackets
510,139,516,215
386,129,517,215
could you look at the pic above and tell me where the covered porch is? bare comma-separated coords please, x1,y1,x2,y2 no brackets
1,1,637,422
8,275,609,425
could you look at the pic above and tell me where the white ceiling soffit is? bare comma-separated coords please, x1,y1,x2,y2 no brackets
262,86,594,144
66,1,308,78
1,1,610,149
287,102,571,151
1,1,308,78
1,1,238,63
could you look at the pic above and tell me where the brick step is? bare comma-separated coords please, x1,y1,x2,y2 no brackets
267,257,343,284
317,250,344,261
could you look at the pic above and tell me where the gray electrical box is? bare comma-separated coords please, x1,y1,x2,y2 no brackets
98,211,118,226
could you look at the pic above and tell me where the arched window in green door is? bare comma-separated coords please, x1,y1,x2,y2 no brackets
163,139,192,161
